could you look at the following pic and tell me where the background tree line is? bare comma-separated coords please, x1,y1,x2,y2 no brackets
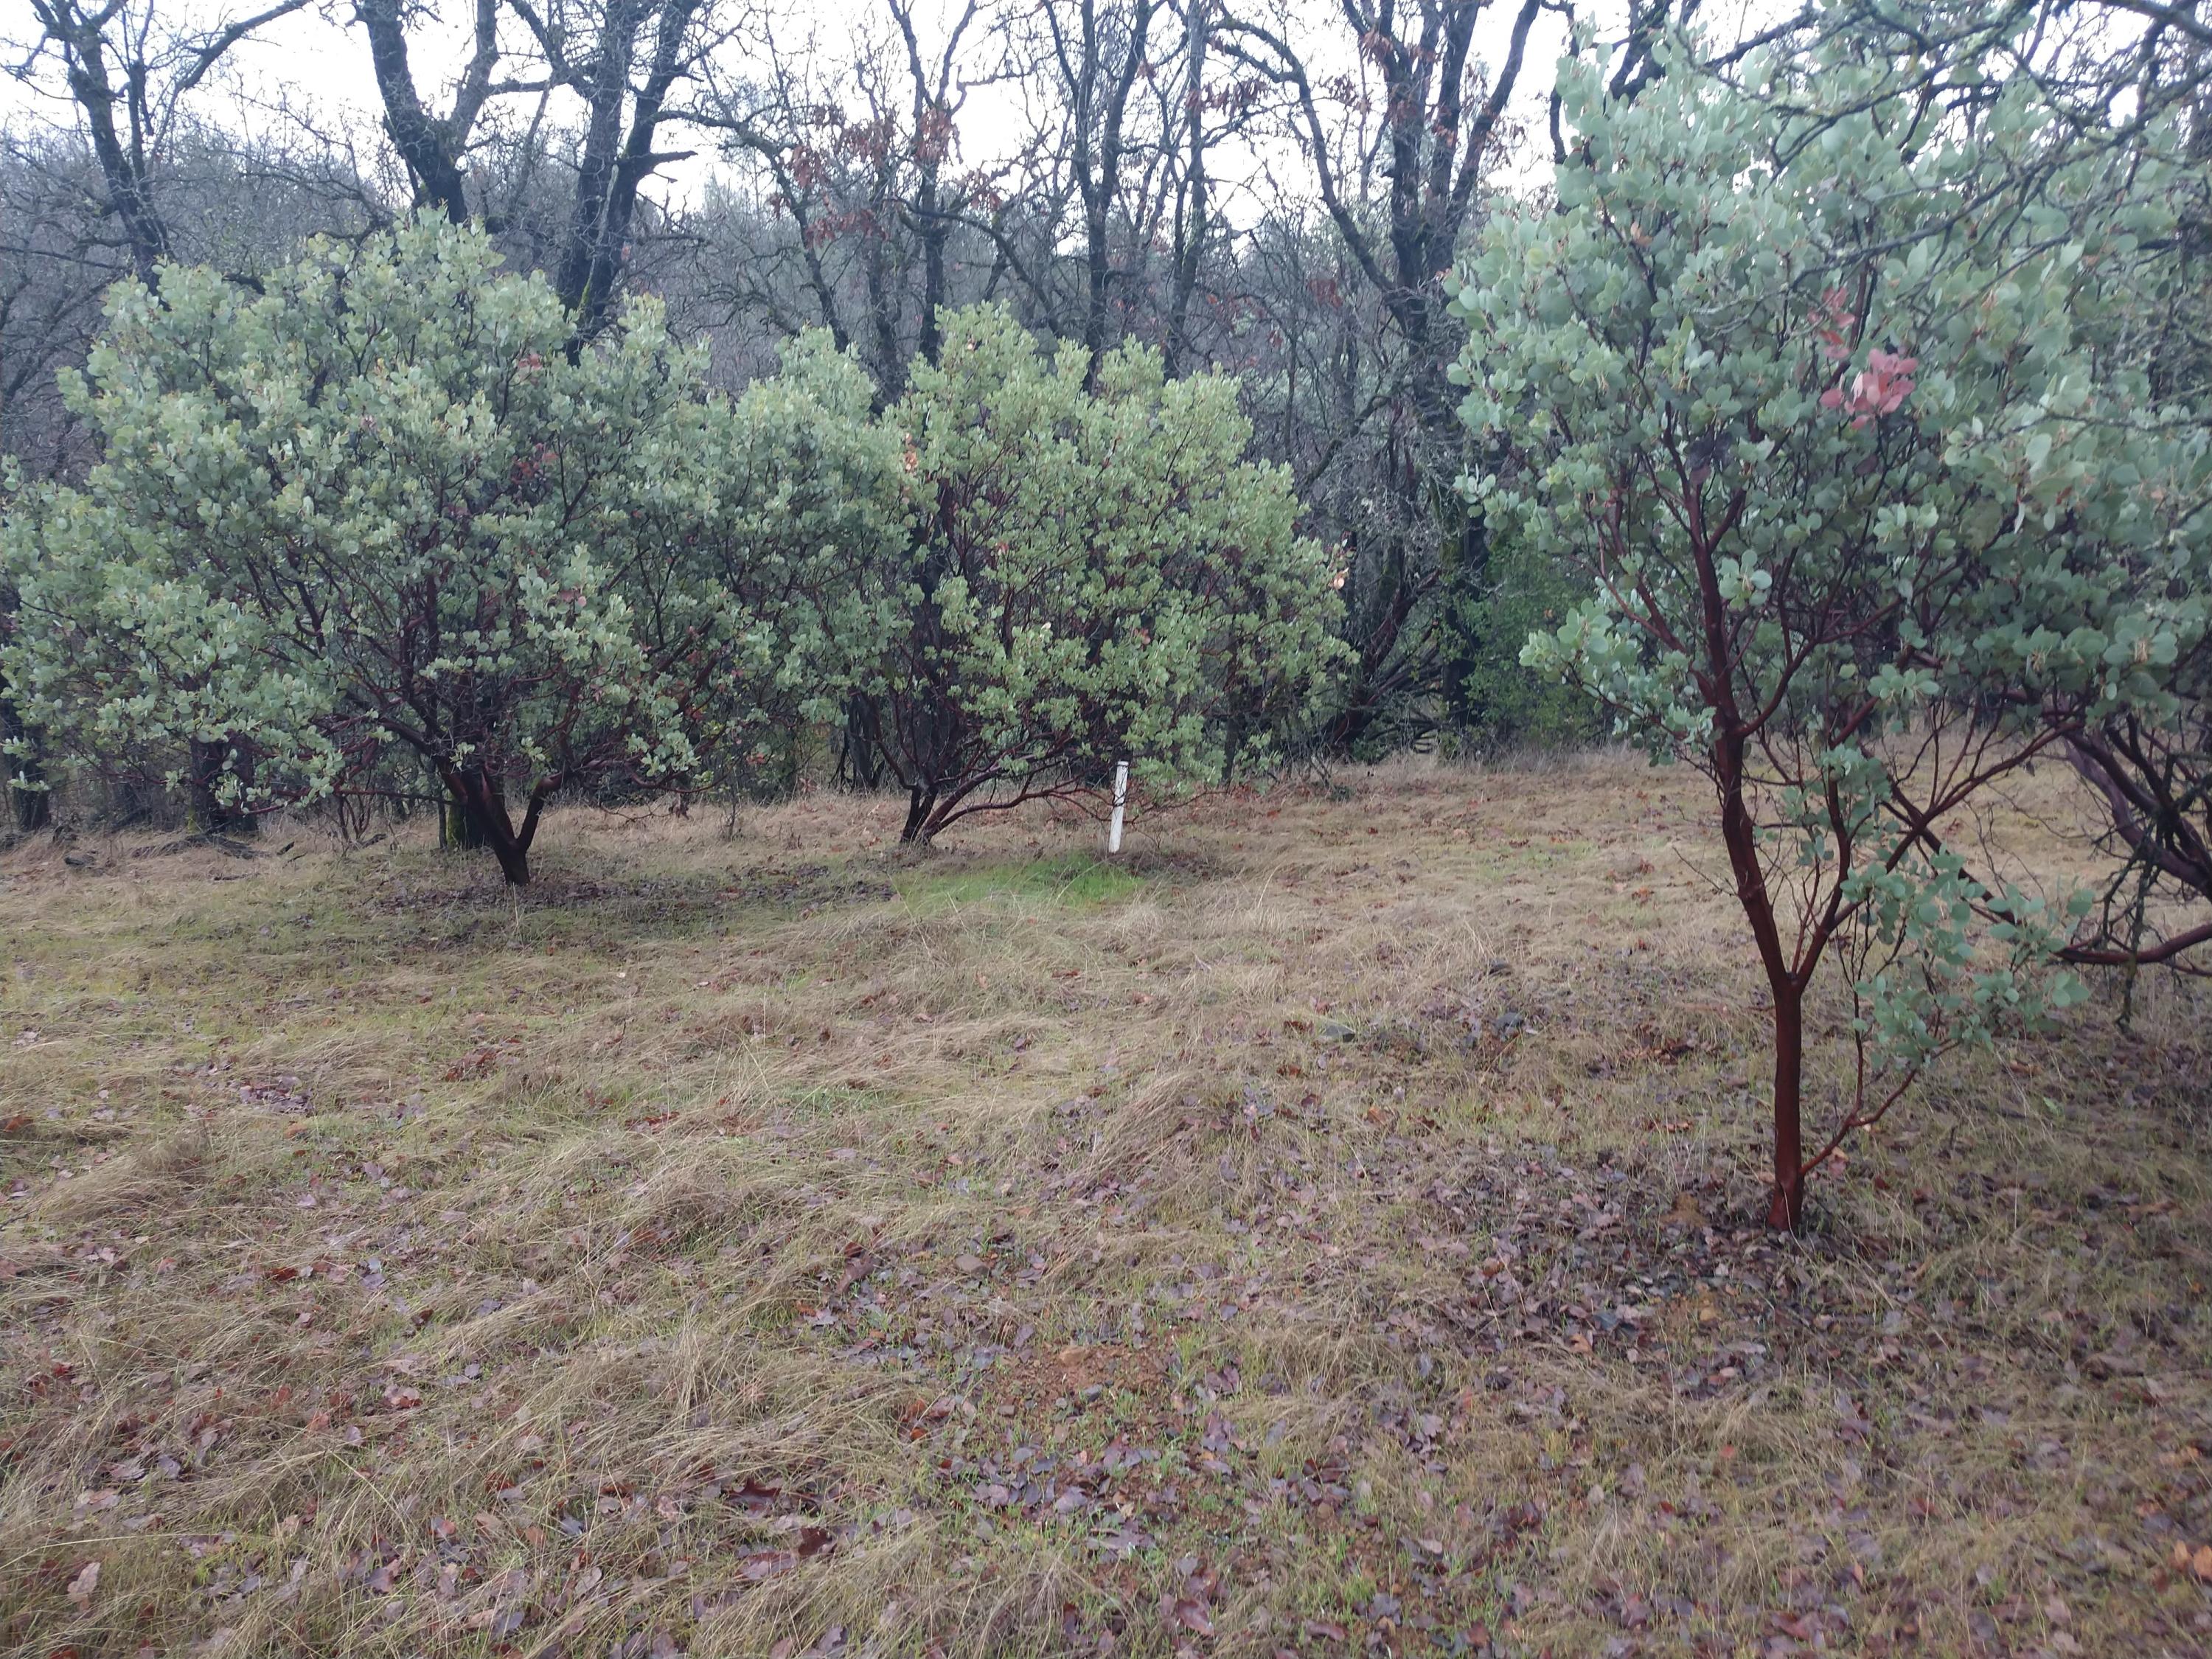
2,0,1624,794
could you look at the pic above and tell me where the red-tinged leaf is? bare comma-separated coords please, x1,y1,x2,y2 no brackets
793,1526,835,1559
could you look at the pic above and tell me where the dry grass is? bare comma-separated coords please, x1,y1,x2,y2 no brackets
4,754,2210,1658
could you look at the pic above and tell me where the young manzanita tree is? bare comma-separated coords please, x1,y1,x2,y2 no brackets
1455,25,2208,1227
1,220,883,883
857,305,1346,843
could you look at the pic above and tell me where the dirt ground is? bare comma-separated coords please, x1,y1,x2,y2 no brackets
4,755,2210,1658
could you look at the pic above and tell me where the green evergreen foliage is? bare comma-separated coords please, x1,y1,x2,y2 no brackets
1453,14,2211,1224
855,305,1348,843
0,220,898,880
1448,520,1604,755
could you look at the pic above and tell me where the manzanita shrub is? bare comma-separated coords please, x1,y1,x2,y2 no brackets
0,220,891,883
672,330,906,798
1455,16,2211,1227
855,305,1346,844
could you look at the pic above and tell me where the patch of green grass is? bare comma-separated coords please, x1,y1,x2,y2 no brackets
895,852,1146,911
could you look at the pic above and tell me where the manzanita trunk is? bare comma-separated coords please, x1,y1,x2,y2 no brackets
187,738,257,837
1767,984,1806,1231
439,762,540,885
1,691,49,832
442,787,488,850
1713,692,1809,1233
838,697,886,790
900,785,936,845
7,772,47,833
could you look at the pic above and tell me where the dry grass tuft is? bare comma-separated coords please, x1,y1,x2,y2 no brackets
4,758,2211,1657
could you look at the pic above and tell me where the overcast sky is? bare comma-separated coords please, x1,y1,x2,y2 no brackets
8,0,1646,208
3,0,1814,256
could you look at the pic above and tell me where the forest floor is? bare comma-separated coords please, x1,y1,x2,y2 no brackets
4,755,2211,1659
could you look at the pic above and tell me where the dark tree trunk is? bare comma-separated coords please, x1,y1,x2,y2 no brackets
186,737,256,835
839,696,887,790
1059,0,1158,384
8,772,49,833
554,0,700,335
32,0,310,288
1217,0,1543,725
916,195,949,369
1323,542,1433,757
887,0,979,370
358,0,473,221
443,786,488,849
1714,712,1806,1231
864,221,905,397
440,761,542,884
900,785,936,844
555,13,637,325
1163,0,1211,378
32,0,168,286
1766,984,1806,1231
485,835,530,884
1439,501,1491,730
186,742,223,832
2,681,50,832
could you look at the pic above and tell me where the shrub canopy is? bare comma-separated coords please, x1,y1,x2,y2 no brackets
1,221,894,880
859,305,1346,843
1454,20,2211,1223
